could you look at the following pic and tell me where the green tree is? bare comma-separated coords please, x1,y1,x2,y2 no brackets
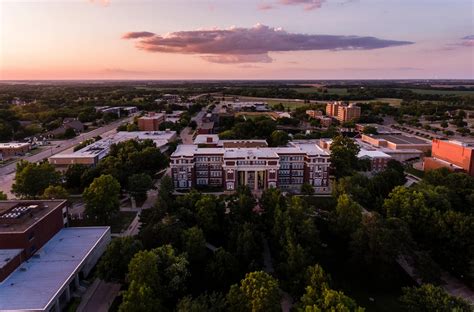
196,195,219,235
97,237,143,282
64,164,88,190
301,183,315,196
128,173,153,202
177,292,228,312
181,226,206,262
63,127,76,139
206,248,240,290
329,135,360,179
298,264,364,312
159,174,174,202
330,194,363,239
83,174,121,224
12,160,61,198
400,284,472,312
0,191,7,200
227,271,280,312
41,185,68,199
119,281,162,312
270,130,290,147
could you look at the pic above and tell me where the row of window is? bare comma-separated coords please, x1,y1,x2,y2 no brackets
196,156,222,162
236,160,266,166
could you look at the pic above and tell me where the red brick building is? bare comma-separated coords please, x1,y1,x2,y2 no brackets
137,112,165,131
0,200,69,281
424,139,474,176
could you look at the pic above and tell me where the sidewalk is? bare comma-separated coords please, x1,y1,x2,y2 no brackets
77,279,121,312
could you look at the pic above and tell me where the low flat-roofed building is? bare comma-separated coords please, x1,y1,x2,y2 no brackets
358,149,392,171
355,138,423,162
306,110,323,119
0,142,31,160
221,101,269,112
0,200,69,279
0,249,22,282
138,112,166,131
49,131,176,169
424,139,474,176
0,227,111,312
361,134,431,153
356,124,402,135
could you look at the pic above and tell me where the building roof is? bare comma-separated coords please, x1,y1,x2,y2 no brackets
358,149,392,159
139,113,165,120
50,131,176,161
0,200,67,233
0,143,30,149
194,134,219,145
0,227,110,311
199,122,214,130
0,249,22,270
368,134,429,145
172,141,329,158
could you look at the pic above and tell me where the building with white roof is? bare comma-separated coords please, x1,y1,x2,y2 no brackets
0,142,31,160
170,140,330,193
0,227,110,312
49,130,176,169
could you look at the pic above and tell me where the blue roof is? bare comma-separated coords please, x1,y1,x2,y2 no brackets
0,249,22,270
0,227,110,311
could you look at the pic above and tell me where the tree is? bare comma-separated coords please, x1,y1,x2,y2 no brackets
205,248,240,290
362,125,378,135
350,213,406,280
329,135,360,179
301,183,315,196
298,264,364,312
64,164,88,190
177,292,228,312
188,120,197,129
152,244,189,302
63,127,76,139
400,284,472,312
12,160,61,198
330,194,363,239
196,195,220,235
0,191,7,200
181,226,206,262
159,174,174,202
97,237,143,282
119,280,162,312
270,130,289,147
128,173,153,202
83,174,121,224
227,271,280,312
41,185,68,199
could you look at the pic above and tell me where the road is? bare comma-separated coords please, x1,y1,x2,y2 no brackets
180,109,206,144
0,117,133,198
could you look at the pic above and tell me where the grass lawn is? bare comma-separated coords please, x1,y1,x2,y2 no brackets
69,211,137,234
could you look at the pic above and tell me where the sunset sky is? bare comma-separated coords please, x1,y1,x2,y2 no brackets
0,0,473,80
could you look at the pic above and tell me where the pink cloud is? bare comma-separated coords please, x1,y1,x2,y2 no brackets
461,35,474,47
122,24,413,64
280,0,325,11
122,31,156,39
258,3,275,10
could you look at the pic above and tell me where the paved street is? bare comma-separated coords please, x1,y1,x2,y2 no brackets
180,109,206,144
0,117,132,198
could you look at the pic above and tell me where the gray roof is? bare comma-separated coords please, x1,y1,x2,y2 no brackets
0,227,110,311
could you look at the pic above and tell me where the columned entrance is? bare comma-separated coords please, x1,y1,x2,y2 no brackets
237,170,267,190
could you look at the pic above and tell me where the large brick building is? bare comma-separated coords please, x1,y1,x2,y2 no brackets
424,139,474,176
326,102,361,122
137,112,165,131
0,200,69,281
170,140,330,193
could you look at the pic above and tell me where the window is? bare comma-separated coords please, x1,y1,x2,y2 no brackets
28,231,35,241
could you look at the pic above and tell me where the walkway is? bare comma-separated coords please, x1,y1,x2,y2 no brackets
77,279,121,312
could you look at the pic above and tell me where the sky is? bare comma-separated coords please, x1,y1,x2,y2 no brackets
0,0,473,80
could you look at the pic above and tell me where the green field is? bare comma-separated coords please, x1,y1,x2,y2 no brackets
409,89,474,96
292,87,349,95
